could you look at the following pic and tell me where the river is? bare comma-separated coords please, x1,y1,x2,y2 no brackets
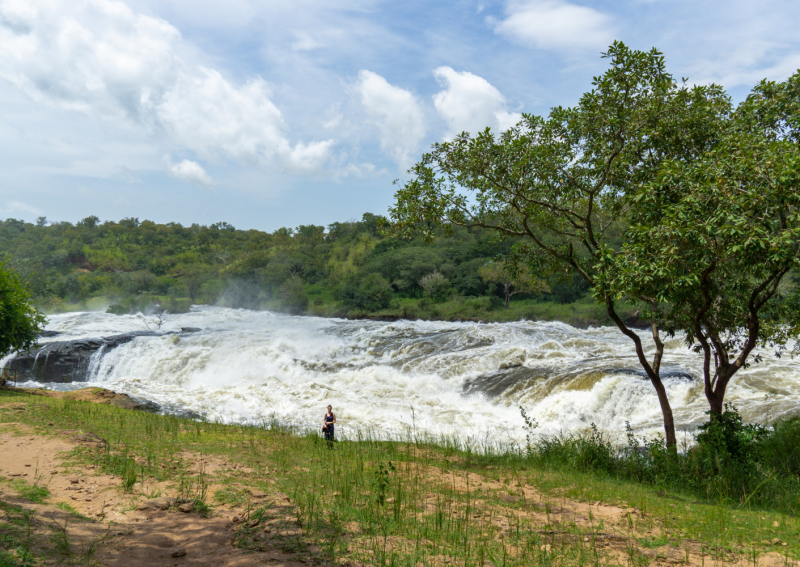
8,306,799,445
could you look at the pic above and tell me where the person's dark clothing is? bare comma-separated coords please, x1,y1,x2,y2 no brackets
324,413,335,444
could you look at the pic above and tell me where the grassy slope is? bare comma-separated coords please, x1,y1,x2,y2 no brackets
1,390,797,566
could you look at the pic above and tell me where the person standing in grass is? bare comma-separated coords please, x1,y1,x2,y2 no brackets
322,405,336,448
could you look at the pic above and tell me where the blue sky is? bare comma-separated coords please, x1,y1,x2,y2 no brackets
1,0,799,231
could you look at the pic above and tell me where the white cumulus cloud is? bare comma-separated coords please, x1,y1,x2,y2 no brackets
0,0,333,173
356,70,426,170
2,200,43,217
491,0,614,52
432,67,521,139
0,0,181,117
157,68,333,171
165,157,214,188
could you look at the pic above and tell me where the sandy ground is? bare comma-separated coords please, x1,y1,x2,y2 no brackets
0,418,310,566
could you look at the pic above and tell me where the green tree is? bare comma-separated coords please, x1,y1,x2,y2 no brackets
277,278,309,314
390,42,733,447
77,215,100,228
608,72,800,416
0,260,46,358
478,261,548,308
338,273,393,311
418,271,453,302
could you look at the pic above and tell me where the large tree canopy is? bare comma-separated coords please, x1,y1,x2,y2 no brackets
0,260,46,360
608,75,800,416
390,42,800,447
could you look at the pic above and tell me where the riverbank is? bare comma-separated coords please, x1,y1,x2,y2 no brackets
1,387,797,566
0,384,146,410
309,296,643,329
38,296,642,330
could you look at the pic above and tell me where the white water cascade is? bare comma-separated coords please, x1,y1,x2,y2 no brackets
13,306,800,443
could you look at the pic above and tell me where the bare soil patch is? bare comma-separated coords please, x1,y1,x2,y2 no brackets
0,422,319,566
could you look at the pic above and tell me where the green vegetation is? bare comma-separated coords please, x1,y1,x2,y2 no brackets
390,42,800,446
9,481,48,506
0,214,627,327
54,502,88,520
0,477,99,566
2,390,799,566
0,498,36,567
520,407,800,516
0,260,45,359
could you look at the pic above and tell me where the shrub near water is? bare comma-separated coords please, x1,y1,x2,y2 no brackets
758,417,800,478
522,405,800,515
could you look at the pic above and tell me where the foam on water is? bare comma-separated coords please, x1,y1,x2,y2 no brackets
25,306,800,442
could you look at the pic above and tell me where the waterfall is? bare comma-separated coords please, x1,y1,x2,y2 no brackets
30,306,799,442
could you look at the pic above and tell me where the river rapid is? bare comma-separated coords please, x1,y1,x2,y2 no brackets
10,306,800,445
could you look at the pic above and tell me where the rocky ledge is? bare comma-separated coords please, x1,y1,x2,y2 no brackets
5,328,200,383
0,384,148,410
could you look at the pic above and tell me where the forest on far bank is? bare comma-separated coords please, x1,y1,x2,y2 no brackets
0,214,633,326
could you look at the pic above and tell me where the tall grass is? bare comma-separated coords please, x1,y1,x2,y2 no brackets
519,408,800,516
2,389,799,566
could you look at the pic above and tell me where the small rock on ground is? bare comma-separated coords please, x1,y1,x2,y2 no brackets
137,497,176,511
171,547,187,558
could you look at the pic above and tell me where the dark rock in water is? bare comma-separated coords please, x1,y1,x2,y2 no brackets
6,331,162,383
464,364,696,401
130,397,167,414
38,330,61,338
463,366,549,398
180,327,202,333
125,395,202,419
607,368,696,381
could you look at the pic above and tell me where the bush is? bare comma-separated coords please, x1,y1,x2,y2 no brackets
338,274,393,311
535,424,618,474
277,279,309,314
758,417,800,477
419,271,453,302
105,295,162,315
106,304,128,315
217,280,269,310
487,295,504,311
163,297,192,313
689,404,767,497
521,405,800,514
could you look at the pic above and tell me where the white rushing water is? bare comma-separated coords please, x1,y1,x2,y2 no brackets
14,306,800,444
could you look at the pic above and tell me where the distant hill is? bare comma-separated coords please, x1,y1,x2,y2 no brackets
0,215,622,326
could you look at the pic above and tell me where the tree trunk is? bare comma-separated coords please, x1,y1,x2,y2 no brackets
700,268,787,419
504,283,511,308
708,393,724,416
706,367,732,416
605,297,677,448
652,378,677,447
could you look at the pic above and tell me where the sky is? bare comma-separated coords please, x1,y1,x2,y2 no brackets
1,0,799,232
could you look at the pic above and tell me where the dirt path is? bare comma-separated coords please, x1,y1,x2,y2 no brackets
0,423,311,566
